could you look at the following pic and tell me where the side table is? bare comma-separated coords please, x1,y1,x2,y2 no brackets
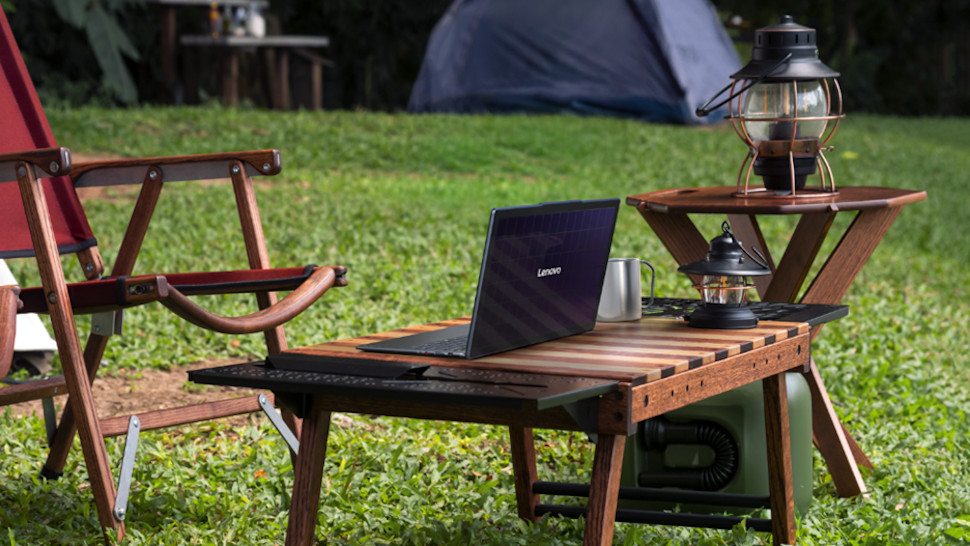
626,185,926,497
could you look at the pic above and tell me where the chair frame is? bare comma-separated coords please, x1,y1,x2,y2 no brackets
1,146,346,541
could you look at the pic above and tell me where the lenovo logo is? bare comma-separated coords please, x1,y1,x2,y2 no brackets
537,267,562,278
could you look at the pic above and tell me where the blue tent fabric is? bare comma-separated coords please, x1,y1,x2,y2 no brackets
408,0,741,124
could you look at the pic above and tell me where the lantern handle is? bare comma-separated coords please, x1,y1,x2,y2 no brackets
695,53,793,117
721,221,770,269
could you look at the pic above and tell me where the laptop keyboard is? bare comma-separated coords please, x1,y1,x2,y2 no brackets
412,335,468,356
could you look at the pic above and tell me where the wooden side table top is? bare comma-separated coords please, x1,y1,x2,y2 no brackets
628,185,926,215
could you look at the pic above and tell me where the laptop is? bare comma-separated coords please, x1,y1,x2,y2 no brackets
356,198,620,359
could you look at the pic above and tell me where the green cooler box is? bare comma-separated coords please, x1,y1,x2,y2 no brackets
620,372,813,515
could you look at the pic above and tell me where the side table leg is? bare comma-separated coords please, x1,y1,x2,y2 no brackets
286,400,332,546
763,373,796,546
802,359,869,498
583,434,625,546
509,426,539,521
726,213,776,297
637,208,708,283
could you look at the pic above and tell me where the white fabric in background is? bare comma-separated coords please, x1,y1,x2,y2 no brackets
0,258,58,352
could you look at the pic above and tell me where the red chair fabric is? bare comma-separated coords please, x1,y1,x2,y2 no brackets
0,10,96,258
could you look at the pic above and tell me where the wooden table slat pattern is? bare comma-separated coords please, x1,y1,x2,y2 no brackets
289,318,808,384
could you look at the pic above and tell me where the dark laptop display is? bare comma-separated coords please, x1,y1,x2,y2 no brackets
356,199,619,359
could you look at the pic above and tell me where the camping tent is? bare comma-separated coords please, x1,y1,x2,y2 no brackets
408,0,741,125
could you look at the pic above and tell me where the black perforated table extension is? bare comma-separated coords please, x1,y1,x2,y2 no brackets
189,363,619,411
644,297,848,326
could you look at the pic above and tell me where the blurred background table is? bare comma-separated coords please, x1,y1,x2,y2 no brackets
180,34,330,108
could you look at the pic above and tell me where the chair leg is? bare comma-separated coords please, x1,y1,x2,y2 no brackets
17,162,123,538
43,333,110,476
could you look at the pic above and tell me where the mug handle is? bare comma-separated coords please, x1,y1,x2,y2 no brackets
641,260,656,309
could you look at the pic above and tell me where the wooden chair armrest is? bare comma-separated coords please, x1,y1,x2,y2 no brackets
158,265,345,334
0,147,71,184
1,285,22,378
71,149,281,188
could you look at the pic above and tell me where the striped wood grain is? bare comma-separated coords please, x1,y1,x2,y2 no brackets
290,317,810,384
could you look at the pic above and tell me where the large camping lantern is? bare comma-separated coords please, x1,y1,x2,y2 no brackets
697,15,844,197
679,223,771,329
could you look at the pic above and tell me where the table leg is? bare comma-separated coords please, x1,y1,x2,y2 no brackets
285,399,332,546
221,50,240,107
763,373,796,546
160,7,179,103
802,359,869,498
583,433,625,546
278,49,291,110
801,207,903,306
509,426,540,521
763,212,837,303
726,213,775,296
637,208,708,284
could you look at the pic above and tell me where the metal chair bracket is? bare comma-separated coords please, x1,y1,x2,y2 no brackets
259,393,300,455
91,309,124,337
113,415,140,521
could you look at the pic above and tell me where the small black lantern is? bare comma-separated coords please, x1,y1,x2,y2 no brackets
678,222,771,329
697,15,844,197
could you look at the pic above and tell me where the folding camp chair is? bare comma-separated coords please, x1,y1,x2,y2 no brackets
0,9,346,541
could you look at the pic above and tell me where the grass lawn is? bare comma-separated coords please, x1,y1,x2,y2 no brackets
2,107,969,544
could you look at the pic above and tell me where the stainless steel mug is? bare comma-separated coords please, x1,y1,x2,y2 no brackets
597,258,654,322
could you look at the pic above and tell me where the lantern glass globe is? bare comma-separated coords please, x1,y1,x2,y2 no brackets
700,275,748,305
742,80,828,142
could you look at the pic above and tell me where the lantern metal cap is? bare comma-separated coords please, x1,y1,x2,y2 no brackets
678,223,771,277
731,15,839,81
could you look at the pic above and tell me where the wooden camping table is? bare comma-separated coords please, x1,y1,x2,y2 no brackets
147,0,270,102
626,185,927,498
190,304,846,545
180,34,330,109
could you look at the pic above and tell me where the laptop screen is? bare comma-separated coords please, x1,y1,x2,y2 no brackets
466,199,619,358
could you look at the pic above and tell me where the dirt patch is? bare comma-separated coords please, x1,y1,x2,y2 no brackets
9,360,265,428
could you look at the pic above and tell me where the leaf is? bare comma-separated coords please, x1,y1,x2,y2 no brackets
51,0,86,27
84,4,138,104
98,3,141,61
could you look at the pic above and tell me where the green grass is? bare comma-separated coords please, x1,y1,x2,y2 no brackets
3,107,969,544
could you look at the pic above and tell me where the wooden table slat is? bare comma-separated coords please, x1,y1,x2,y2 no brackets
290,317,808,384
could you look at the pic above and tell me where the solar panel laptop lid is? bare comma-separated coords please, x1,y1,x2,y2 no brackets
357,199,620,359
